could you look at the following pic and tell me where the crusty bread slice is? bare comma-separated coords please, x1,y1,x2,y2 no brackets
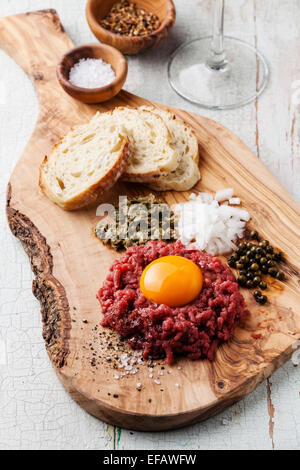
140,106,200,191
39,112,132,210
147,155,200,192
97,107,179,182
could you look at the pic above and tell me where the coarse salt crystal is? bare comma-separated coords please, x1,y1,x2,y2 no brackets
69,58,116,89
154,379,161,385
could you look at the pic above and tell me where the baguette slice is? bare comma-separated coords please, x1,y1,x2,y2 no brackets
39,112,132,210
141,106,200,191
99,107,179,182
147,155,200,192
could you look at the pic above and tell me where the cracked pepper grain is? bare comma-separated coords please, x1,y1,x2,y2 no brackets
99,1,161,37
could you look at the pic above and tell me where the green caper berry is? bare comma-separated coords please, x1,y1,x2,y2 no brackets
266,254,273,260
261,265,268,274
236,263,244,270
238,242,246,250
254,290,261,298
246,280,253,288
250,246,257,253
260,257,267,265
276,272,285,281
266,246,274,254
267,260,274,267
250,263,259,271
246,272,254,280
255,247,263,255
259,281,267,290
232,252,239,260
240,256,249,264
246,242,253,249
239,270,247,276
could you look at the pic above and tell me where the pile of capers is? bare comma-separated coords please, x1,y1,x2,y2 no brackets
227,230,285,304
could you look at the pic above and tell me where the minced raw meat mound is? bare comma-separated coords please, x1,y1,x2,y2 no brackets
97,241,249,364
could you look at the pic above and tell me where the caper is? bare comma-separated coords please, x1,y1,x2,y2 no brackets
228,259,236,268
260,257,267,265
258,295,267,305
247,250,255,259
240,255,249,264
240,269,247,276
238,275,247,286
237,248,245,256
276,271,285,281
250,230,259,240
261,265,268,274
268,267,278,277
254,290,261,298
246,280,253,288
274,251,284,261
259,281,267,290
253,276,261,286
236,263,244,270
266,253,273,260
255,254,262,261
246,272,254,280
267,259,275,267
266,246,274,254
238,242,247,250
255,247,263,255
232,252,239,260
250,246,257,254
246,242,253,249
256,270,262,277
250,263,259,271
259,240,269,248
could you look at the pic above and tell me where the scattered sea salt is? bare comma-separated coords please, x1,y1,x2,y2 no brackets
154,379,161,385
175,383,180,387
114,374,119,380
69,58,116,89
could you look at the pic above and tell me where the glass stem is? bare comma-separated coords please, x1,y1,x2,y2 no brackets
206,0,227,70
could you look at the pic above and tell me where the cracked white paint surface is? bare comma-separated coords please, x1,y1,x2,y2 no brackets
0,0,299,450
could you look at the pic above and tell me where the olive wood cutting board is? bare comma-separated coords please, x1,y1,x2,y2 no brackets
2,9,300,431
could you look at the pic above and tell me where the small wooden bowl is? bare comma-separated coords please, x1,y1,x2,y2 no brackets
86,0,176,55
57,43,128,103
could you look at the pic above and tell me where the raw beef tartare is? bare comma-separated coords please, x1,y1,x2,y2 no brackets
97,241,248,364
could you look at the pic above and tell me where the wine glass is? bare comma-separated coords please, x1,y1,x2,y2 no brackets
168,0,269,110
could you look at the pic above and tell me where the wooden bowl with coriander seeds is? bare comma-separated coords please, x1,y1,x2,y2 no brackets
86,0,176,55
57,43,128,103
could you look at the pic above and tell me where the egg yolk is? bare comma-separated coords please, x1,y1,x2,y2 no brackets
140,256,203,307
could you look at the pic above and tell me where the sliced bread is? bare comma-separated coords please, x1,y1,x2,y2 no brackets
39,112,132,210
141,106,200,191
95,107,179,182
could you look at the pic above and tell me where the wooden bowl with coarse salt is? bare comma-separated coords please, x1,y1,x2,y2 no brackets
86,0,176,55
57,43,128,103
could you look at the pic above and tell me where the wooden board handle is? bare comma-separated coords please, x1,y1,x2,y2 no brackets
0,9,73,77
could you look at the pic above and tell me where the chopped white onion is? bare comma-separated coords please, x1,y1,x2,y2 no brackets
175,191,250,255
215,188,234,202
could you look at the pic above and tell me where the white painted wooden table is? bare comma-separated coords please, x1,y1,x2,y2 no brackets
0,0,299,450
